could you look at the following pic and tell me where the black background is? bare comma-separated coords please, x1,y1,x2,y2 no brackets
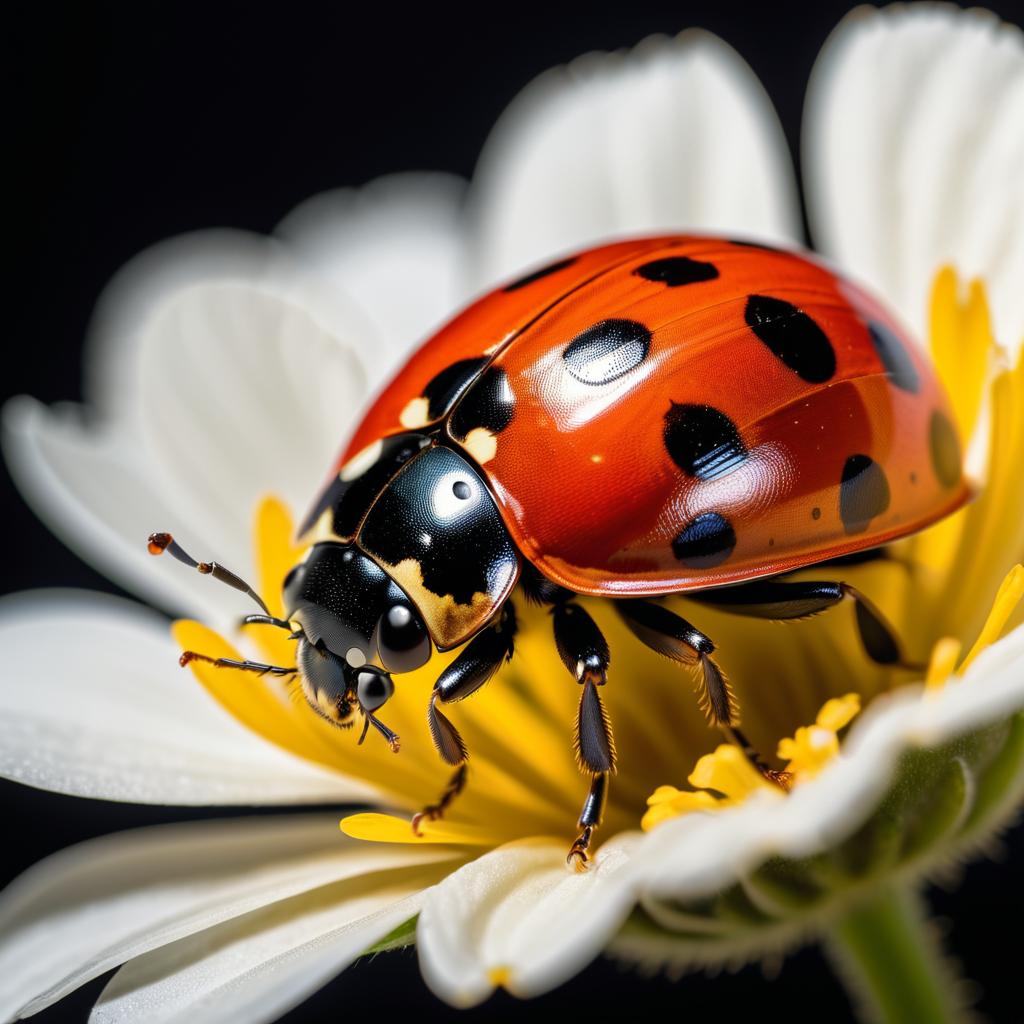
7,2,1024,1021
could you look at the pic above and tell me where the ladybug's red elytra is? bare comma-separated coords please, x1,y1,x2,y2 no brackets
153,235,970,869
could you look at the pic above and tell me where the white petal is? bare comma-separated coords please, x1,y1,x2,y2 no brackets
90,862,447,1024
804,5,1024,345
0,590,363,805
0,813,454,1020
416,834,640,1007
4,233,378,622
133,282,367,577
277,172,470,375
466,30,801,289
3,399,229,624
634,623,1024,900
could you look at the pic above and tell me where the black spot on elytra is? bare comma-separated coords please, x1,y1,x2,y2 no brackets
672,512,737,568
868,321,920,393
298,433,428,540
634,256,719,287
839,454,890,534
811,507,821,520
663,403,747,480
503,257,577,292
563,319,651,385
422,358,489,420
745,295,836,383
929,410,961,489
358,447,518,608
450,366,515,440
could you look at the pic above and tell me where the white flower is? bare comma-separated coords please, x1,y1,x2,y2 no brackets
2,5,1023,1022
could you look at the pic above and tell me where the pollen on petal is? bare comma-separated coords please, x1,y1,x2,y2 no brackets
777,693,861,781
641,787,721,831
815,693,861,732
687,745,771,801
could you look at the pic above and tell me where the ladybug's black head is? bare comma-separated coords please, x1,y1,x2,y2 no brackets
151,444,519,753
282,544,432,731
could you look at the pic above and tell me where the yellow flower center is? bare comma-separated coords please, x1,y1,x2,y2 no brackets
175,268,1024,856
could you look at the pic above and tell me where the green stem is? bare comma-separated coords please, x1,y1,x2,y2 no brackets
824,884,966,1024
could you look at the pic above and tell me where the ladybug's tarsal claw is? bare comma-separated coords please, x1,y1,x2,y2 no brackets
567,828,593,873
410,807,441,837
412,764,468,835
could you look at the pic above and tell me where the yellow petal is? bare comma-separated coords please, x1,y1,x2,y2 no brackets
340,812,500,846
929,266,991,442
172,619,322,765
959,564,1024,674
925,637,963,691
250,496,307,666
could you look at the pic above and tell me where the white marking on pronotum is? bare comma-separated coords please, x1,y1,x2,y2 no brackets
345,647,367,668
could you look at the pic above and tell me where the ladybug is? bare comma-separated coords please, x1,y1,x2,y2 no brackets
153,235,970,868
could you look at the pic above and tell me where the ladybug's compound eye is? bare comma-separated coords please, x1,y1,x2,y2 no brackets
356,667,394,711
376,602,431,673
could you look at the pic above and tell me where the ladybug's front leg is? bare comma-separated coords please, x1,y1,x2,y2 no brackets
550,601,615,871
412,604,517,835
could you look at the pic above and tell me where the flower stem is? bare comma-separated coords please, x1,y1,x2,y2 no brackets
824,884,966,1024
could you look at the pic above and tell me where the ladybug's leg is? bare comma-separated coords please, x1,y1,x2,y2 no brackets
413,603,517,834
614,600,785,783
690,578,916,669
176,651,297,676
550,601,616,870
616,600,737,727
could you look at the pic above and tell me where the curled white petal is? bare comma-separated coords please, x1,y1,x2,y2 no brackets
4,233,376,623
804,3,1024,345
0,814,455,1020
0,590,364,805
417,834,640,1007
634,623,1024,900
467,29,801,289
90,867,444,1024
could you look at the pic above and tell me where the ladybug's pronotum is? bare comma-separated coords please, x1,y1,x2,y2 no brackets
151,236,969,868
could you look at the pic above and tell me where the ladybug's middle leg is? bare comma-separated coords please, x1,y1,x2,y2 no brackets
615,599,787,785
413,602,517,834
550,600,616,871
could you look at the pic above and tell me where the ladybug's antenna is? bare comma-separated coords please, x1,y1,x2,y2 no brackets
147,532,270,615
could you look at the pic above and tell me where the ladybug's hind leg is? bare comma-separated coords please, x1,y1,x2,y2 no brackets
689,577,920,671
413,603,517,835
616,599,790,787
549,600,616,871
